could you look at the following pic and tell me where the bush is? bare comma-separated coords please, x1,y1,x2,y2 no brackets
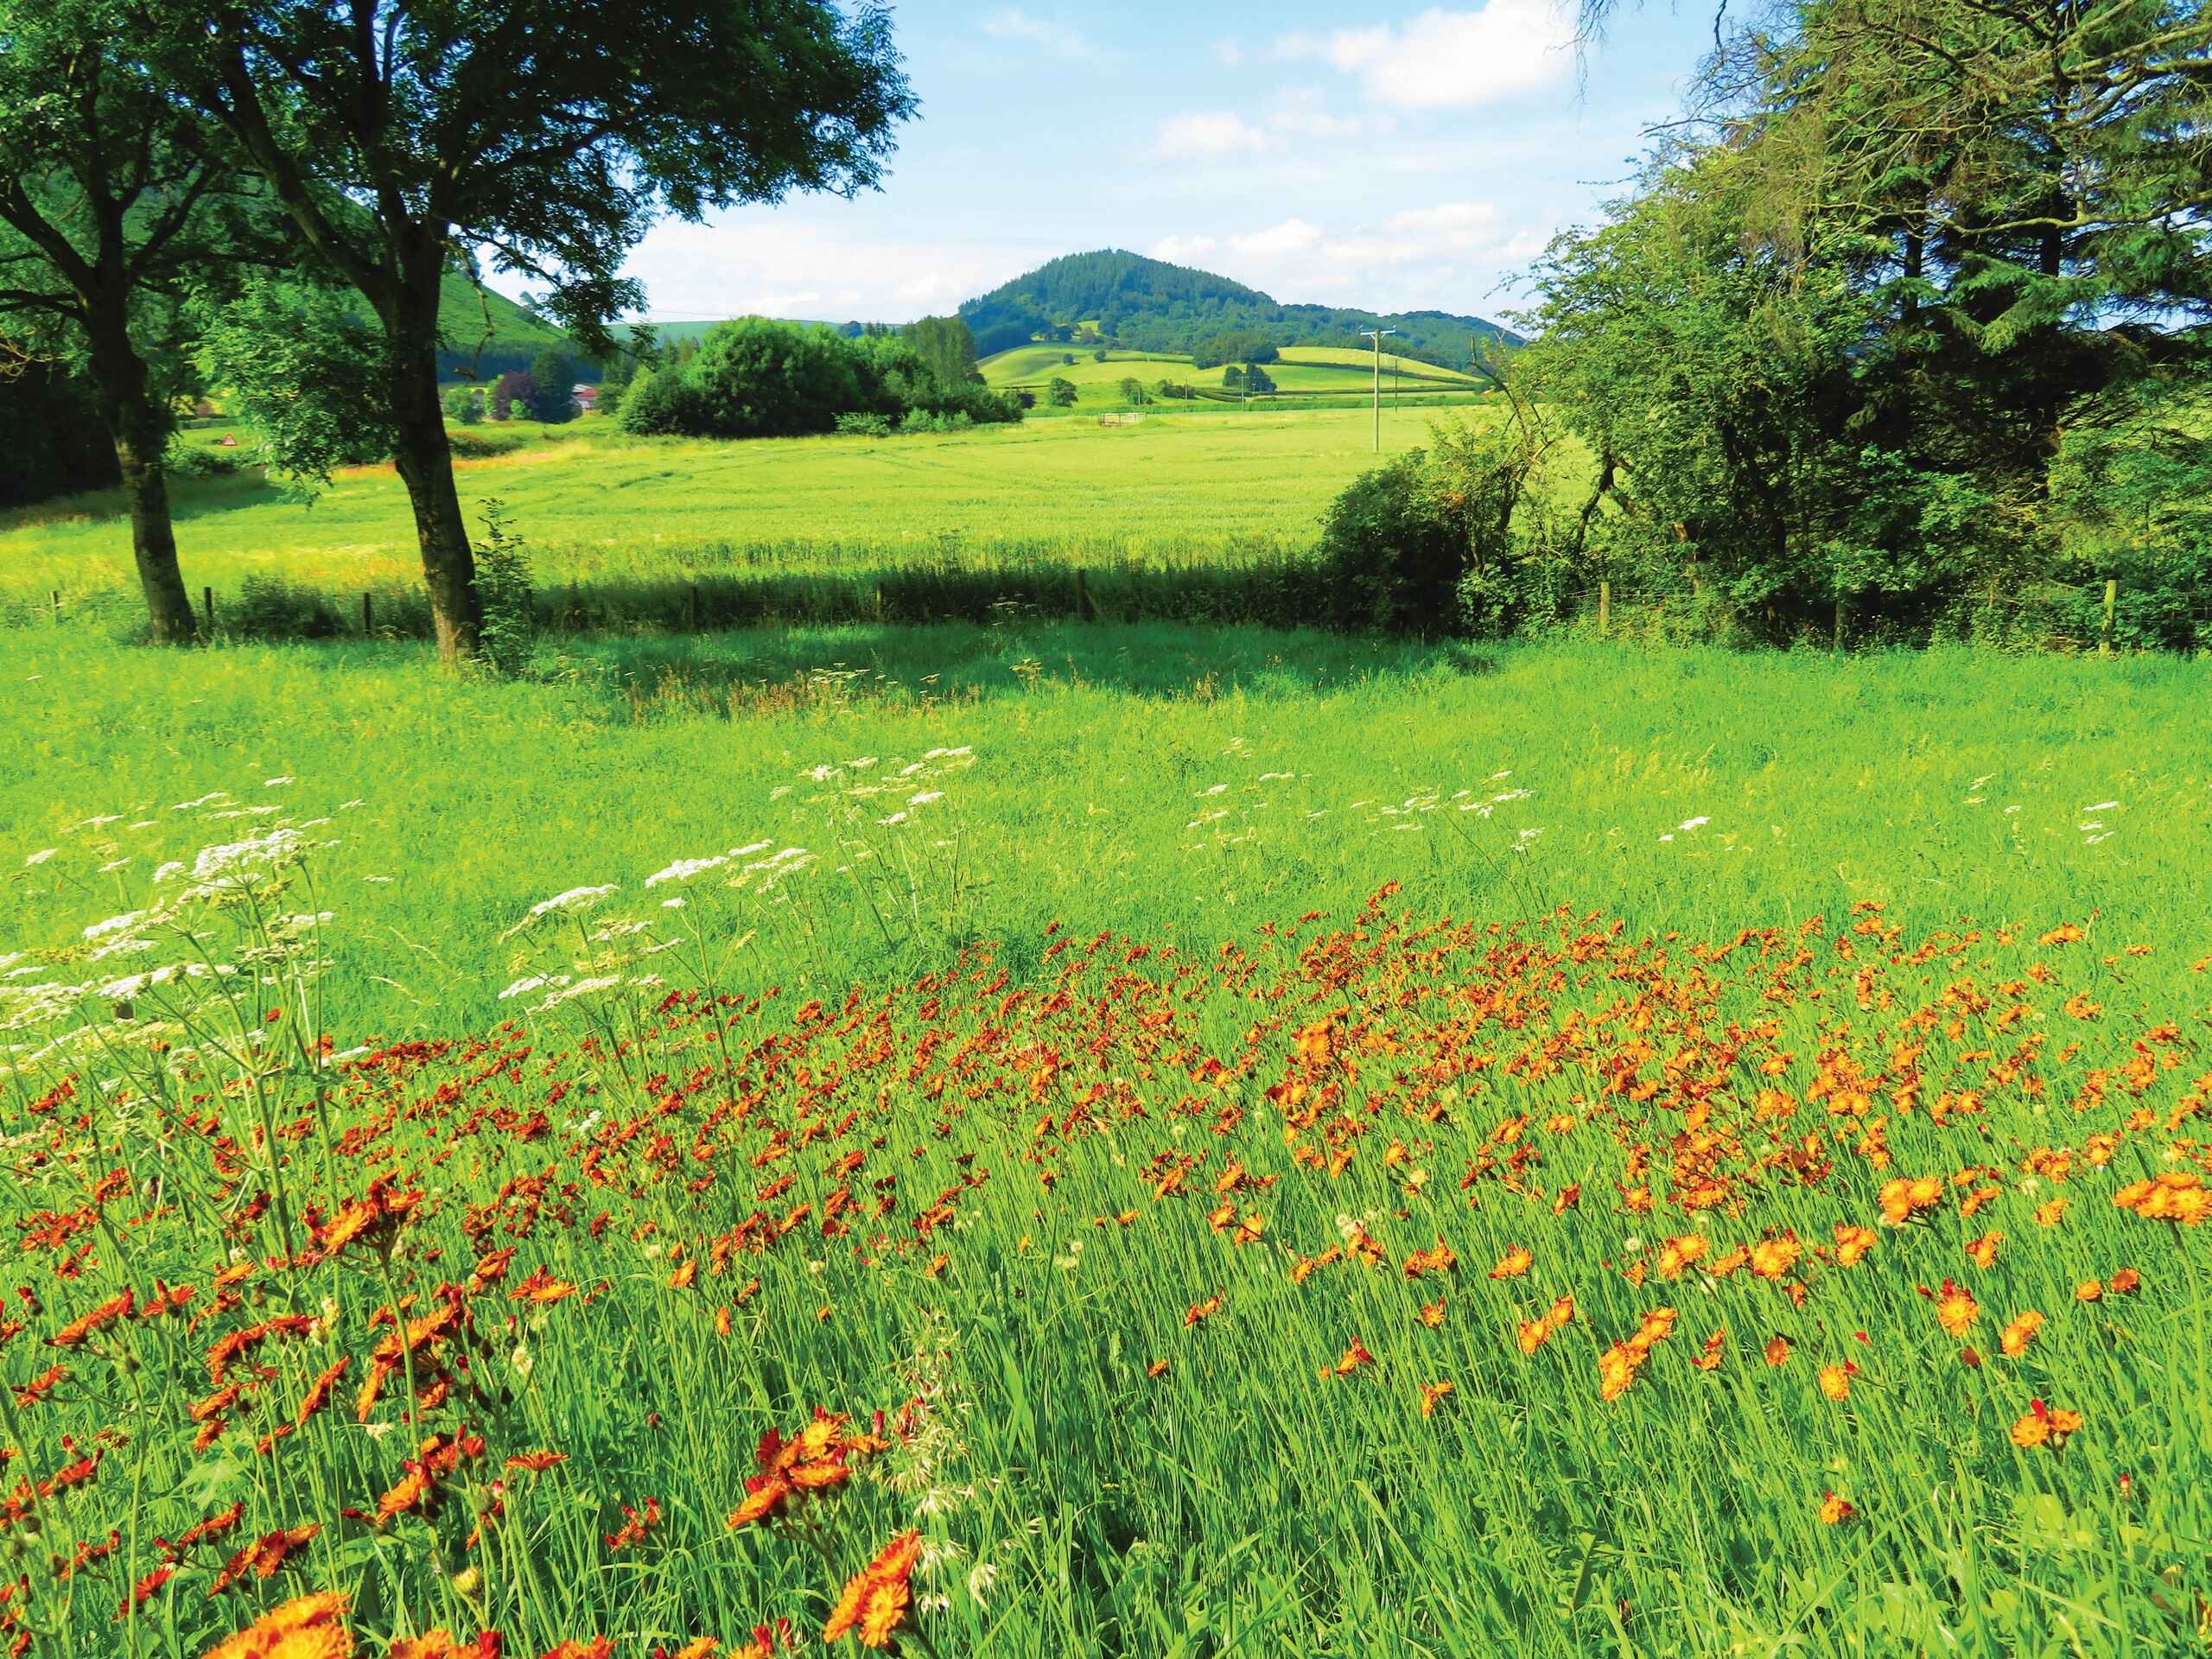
1319,450,1467,635
1046,378,1077,408
528,350,577,424
446,427,534,459
615,367,704,436
164,442,248,479
233,573,341,639
442,386,484,425
473,499,536,677
900,410,974,434
835,411,894,437
490,370,532,423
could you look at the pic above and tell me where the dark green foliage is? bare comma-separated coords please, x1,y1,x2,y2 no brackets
0,362,117,506
1046,377,1077,408
442,386,485,425
1319,452,1466,635
959,249,1518,367
198,278,396,486
1478,0,2212,651
527,349,578,423
1190,333,1279,371
613,318,1020,438
903,315,981,390
1243,364,1275,395
473,498,536,677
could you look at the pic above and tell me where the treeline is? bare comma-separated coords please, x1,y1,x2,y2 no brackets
613,315,1021,437
1326,0,2212,651
0,0,913,659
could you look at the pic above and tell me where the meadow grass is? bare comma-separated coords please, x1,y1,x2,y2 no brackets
0,408,1457,613
3,627,2210,1656
6,626,2203,1038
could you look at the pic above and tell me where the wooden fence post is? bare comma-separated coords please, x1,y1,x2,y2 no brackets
202,587,213,631
1597,580,1611,639
362,592,373,635
1077,567,1096,622
50,590,60,624
2101,577,2117,656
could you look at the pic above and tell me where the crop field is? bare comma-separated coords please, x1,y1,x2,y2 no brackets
1,410,1451,613
3,622,2211,1658
979,346,1480,406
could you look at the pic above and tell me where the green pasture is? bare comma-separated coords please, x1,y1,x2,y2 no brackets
1,407,1455,606
978,343,1481,406
4,626,2202,1039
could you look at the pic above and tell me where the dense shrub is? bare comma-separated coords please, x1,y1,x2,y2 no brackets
614,319,1021,441
1319,452,1467,635
163,442,249,480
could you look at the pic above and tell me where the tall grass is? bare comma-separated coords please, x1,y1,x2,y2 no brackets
1,817,2205,1656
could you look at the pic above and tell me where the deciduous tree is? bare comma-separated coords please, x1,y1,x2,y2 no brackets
149,0,913,664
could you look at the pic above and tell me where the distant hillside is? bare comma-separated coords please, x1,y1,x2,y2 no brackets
435,279,573,379
958,249,1521,372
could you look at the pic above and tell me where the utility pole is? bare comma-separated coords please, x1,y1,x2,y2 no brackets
1359,327,1397,452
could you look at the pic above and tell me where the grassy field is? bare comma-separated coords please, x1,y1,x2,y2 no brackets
6,628,2200,1034
979,345,1480,407
3,630,2209,1657
3,408,1451,613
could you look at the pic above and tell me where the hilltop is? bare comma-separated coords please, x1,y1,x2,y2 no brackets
958,249,1520,372
629,249,1522,376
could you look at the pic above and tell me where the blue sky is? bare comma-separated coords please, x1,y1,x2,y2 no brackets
594,2,1719,329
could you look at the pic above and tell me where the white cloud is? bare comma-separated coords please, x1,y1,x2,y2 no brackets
980,8,1101,61
612,213,1048,325
1147,202,1535,311
1281,2,1577,110
1147,111,1273,160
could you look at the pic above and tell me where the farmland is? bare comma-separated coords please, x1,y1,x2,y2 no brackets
979,345,1483,408
1,408,1452,613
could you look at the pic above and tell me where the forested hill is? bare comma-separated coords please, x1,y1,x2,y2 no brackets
957,249,1521,370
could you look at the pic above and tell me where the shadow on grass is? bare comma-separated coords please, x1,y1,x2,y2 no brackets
557,622,1497,719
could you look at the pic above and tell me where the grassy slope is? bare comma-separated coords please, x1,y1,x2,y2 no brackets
3,627,2199,1038
2,408,1456,601
436,276,569,354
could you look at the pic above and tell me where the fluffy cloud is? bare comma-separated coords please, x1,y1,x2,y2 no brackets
1147,97,1385,162
1147,111,1273,160
1148,203,1542,311
980,9,1101,62
1281,1,1577,109
612,213,1047,325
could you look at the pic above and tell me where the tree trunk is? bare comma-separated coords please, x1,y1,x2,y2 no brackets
386,328,481,664
90,331,197,645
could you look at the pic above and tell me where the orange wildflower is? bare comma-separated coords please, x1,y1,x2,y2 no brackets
201,1592,351,1659
1487,1246,1533,1281
823,1529,921,1649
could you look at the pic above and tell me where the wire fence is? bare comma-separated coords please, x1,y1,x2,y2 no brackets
16,567,2210,652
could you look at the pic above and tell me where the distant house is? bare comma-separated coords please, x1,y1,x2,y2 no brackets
572,383,600,415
